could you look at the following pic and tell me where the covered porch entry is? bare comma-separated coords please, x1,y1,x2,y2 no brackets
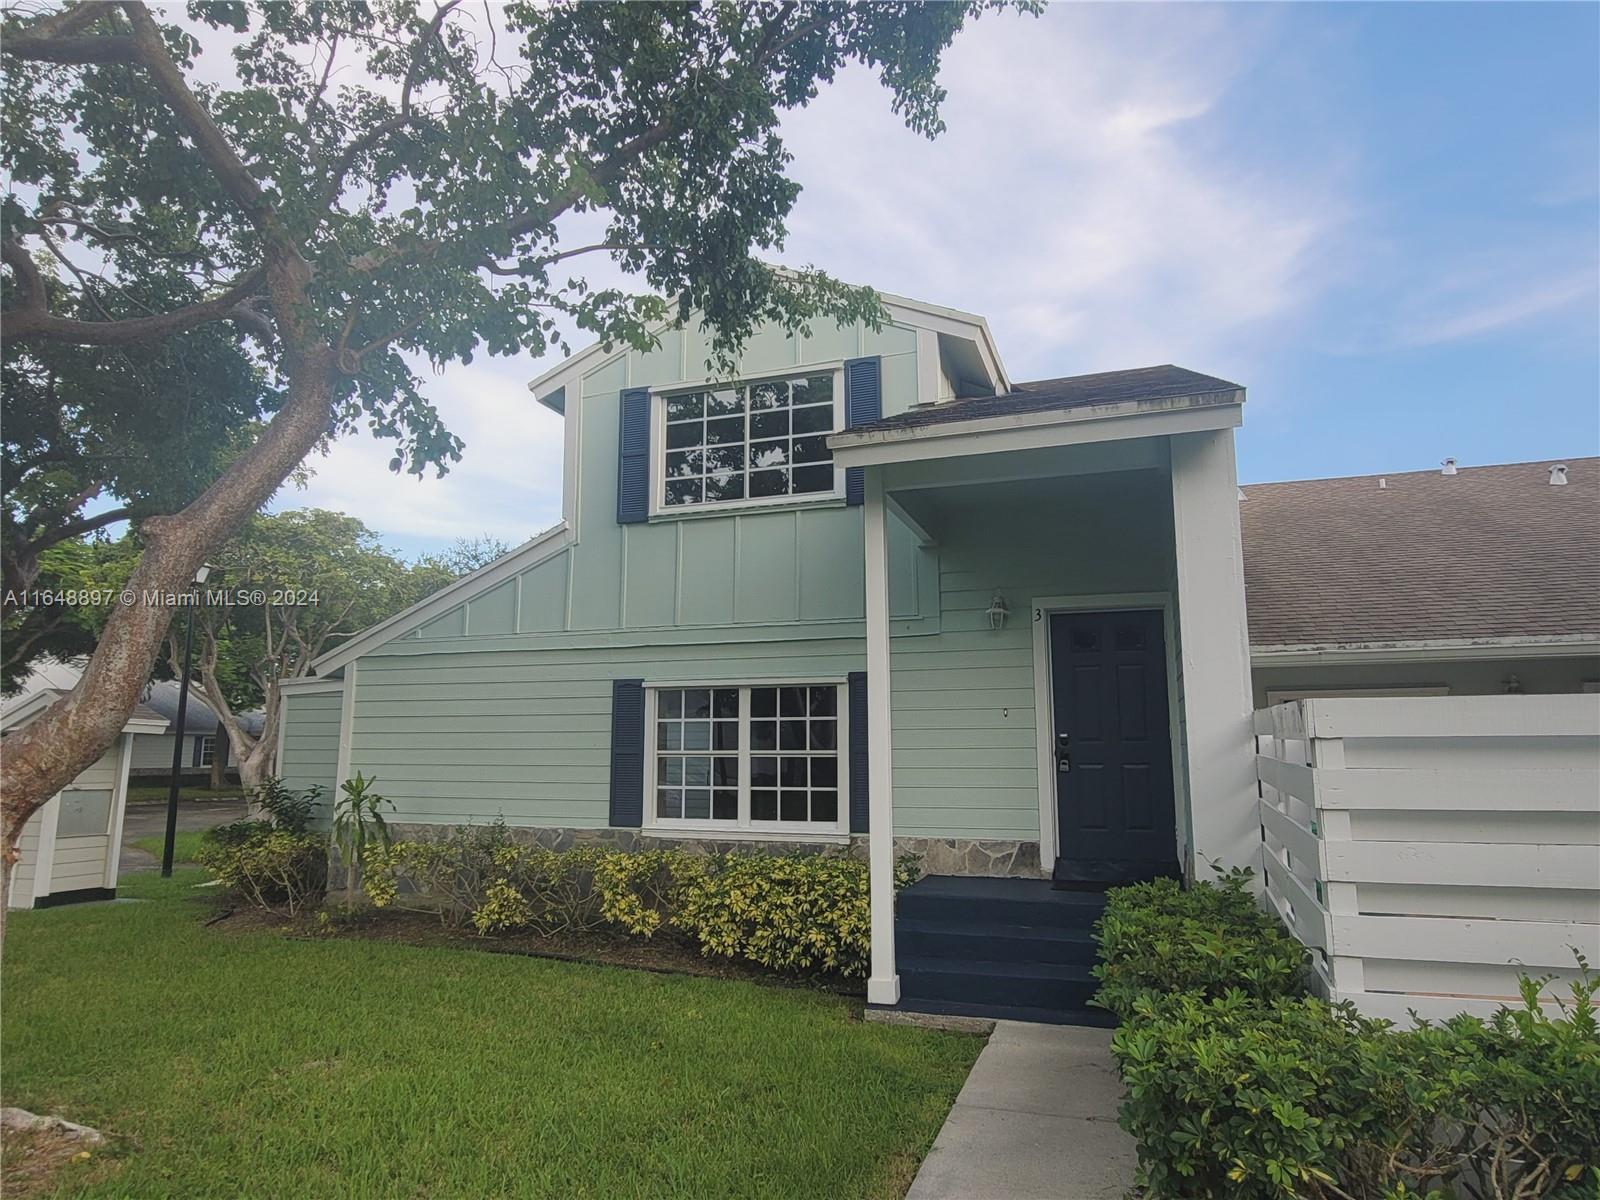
828,368,1258,1012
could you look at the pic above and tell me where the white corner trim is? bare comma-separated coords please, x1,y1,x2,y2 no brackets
334,662,357,790
104,733,135,890
310,521,572,675
828,395,1242,469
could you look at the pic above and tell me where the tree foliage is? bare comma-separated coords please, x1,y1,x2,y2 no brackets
0,0,1022,913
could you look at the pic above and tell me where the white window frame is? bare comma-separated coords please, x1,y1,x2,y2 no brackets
648,364,847,518
642,679,850,842
197,734,216,767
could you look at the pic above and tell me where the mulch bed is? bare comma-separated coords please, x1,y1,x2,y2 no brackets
202,901,868,998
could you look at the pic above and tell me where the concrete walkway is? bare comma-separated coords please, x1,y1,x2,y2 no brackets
118,799,249,877
906,1021,1137,1200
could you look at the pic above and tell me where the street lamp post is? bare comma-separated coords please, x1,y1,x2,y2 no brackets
161,563,212,877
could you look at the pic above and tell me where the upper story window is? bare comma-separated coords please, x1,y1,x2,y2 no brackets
661,372,839,509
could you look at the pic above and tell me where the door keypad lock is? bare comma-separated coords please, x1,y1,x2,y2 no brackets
1055,733,1070,772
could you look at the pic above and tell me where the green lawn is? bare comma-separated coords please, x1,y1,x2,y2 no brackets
2,872,981,1199
127,831,209,863
125,785,245,804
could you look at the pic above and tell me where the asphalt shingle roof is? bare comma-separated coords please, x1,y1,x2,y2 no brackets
1240,458,1600,647
844,364,1243,436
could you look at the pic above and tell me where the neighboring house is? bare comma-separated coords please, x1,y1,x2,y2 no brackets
127,679,266,781
8,660,265,781
1242,458,1600,705
280,291,1261,1010
2,688,167,908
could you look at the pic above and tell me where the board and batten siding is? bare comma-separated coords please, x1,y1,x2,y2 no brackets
279,690,343,800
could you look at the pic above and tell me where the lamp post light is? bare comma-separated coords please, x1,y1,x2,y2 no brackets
161,563,213,877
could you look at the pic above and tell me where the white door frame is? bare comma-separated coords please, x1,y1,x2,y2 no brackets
1030,591,1185,874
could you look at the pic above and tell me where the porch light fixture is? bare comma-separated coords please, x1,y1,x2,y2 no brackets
986,593,1010,631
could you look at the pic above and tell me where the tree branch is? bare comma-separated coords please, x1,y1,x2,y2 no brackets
1,264,266,347
120,2,270,223
315,0,461,215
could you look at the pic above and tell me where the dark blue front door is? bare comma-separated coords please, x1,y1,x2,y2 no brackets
1048,609,1177,880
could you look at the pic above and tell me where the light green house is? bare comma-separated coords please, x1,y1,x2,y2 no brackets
280,289,1257,1009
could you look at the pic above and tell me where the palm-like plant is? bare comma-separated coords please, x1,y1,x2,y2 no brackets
332,773,392,900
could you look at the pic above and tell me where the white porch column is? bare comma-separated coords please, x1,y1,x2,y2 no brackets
864,471,900,1005
1169,429,1261,880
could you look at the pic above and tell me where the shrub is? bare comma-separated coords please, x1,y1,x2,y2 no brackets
1093,868,1309,1020
671,852,922,978
249,775,322,834
361,825,922,979
198,827,328,914
1099,873,1600,1199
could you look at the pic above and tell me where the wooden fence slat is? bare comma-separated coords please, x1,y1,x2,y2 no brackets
1330,913,1600,966
1316,767,1600,812
1255,755,1315,806
1323,841,1600,890
1259,802,1321,874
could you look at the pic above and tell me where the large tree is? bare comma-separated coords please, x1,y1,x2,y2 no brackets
0,0,1016,924
188,508,462,789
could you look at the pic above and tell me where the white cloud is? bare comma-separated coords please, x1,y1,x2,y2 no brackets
778,5,1345,382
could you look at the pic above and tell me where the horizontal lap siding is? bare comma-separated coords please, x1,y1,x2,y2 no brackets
889,471,1175,841
280,691,342,800
351,640,864,828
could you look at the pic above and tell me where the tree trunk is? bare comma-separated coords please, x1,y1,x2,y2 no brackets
0,265,334,943
209,734,228,790
238,741,274,792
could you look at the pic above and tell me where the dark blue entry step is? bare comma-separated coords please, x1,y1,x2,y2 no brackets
876,875,1112,1027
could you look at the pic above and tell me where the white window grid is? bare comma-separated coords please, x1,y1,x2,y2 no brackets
651,368,845,515
644,682,847,834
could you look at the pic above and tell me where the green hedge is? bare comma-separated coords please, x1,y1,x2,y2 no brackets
362,822,921,979
1098,873,1600,1199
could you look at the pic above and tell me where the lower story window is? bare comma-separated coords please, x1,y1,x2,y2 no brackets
649,683,845,833
197,734,216,767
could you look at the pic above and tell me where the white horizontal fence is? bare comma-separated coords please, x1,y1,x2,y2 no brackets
1254,695,1600,1026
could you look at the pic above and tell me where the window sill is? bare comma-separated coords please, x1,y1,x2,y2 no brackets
647,496,847,523
640,825,852,845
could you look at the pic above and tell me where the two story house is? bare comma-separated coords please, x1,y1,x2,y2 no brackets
279,291,1257,1012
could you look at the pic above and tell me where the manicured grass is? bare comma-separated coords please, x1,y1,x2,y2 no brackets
127,831,209,863
3,873,981,1199
125,785,245,804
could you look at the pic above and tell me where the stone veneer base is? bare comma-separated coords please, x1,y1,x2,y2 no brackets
383,824,1045,879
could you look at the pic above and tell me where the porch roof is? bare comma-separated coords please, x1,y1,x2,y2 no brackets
829,364,1243,468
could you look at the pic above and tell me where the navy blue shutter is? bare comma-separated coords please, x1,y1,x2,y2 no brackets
616,388,651,524
191,736,204,768
843,356,882,507
848,671,869,833
608,679,646,827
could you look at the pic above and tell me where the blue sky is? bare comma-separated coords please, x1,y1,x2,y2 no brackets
285,2,1600,558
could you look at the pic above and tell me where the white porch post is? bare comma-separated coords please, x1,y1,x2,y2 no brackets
864,471,900,1005
1169,429,1261,880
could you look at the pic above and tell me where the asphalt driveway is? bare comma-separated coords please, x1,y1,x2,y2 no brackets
119,799,249,877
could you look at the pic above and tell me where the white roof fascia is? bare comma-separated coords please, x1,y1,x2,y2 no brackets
878,292,1010,394
278,676,347,694
1250,634,1600,667
0,689,169,736
828,392,1243,469
528,289,1010,412
309,521,573,675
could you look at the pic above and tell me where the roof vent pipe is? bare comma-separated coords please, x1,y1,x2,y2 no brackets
1378,477,1387,489
1441,457,1457,476
1550,464,1569,486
